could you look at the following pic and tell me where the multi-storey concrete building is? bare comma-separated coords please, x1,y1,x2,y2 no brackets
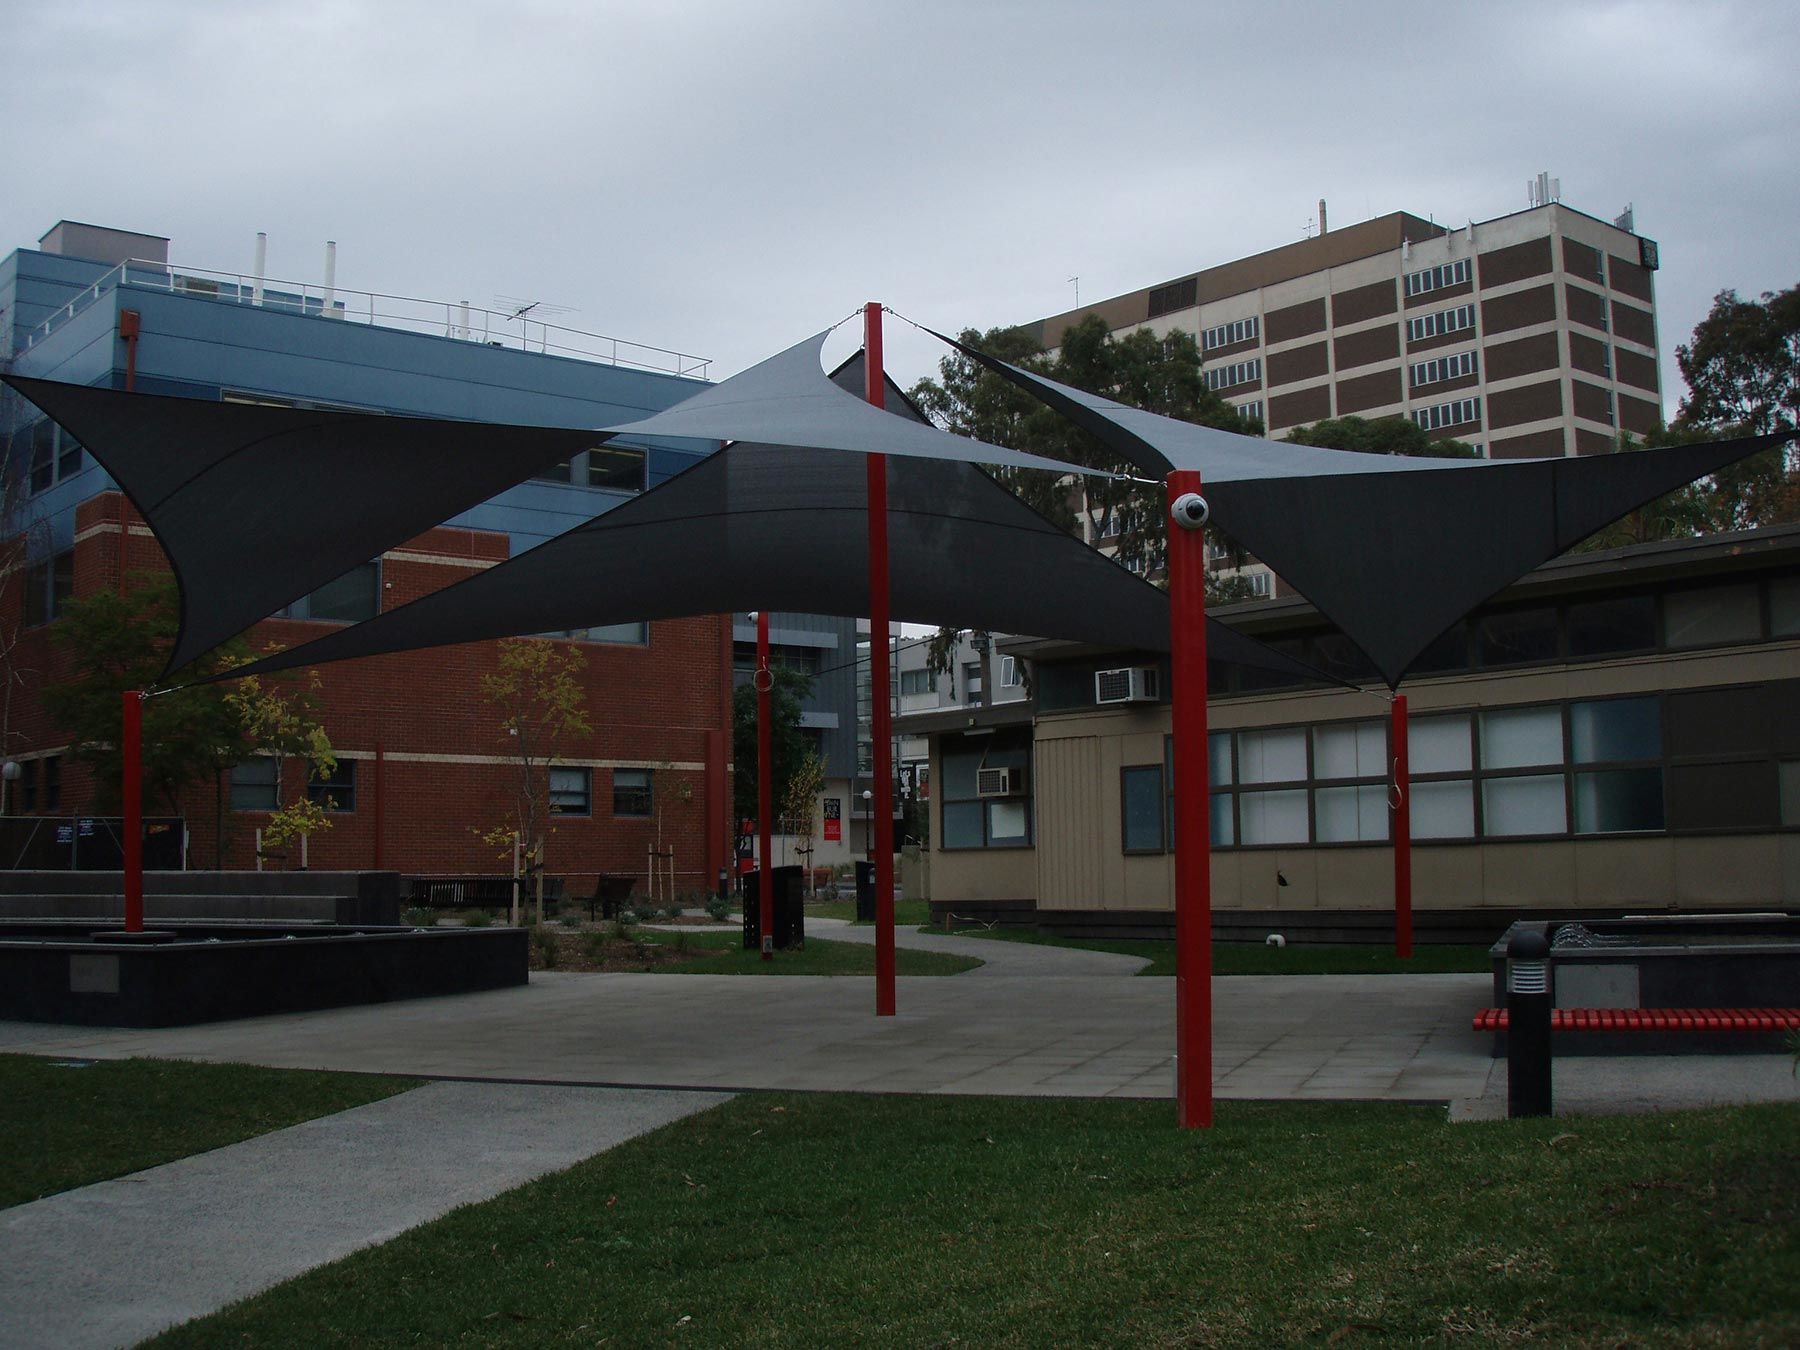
1033,192,1664,593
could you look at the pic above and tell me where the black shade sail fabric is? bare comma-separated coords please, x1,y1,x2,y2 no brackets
598,330,1093,477
224,362,1333,689
3,375,602,679
931,335,1792,686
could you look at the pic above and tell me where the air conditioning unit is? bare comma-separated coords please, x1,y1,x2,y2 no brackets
976,767,1022,798
1094,666,1160,705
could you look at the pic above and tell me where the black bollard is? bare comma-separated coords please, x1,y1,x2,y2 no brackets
1506,927,1553,1119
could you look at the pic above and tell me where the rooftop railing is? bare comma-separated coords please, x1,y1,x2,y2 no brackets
19,259,711,380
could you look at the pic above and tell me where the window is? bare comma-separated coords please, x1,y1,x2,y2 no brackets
57,431,82,480
29,419,55,493
1663,584,1760,649
25,552,75,627
19,759,37,813
281,562,379,622
1409,350,1477,388
533,460,573,483
1476,608,1559,668
1205,358,1261,391
1406,303,1476,343
587,446,646,492
307,760,356,812
42,756,60,812
1201,315,1259,350
1567,595,1656,658
940,730,1031,849
1769,576,1800,636
962,662,983,698
1570,696,1663,834
1000,655,1023,687
609,767,648,817
1412,397,1481,432
1245,571,1273,598
544,766,590,815
1781,761,1800,829
900,668,937,696
1235,399,1263,424
1404,258,1471,297
1122,765,1165,852
230,758,279,812
1312,721,1389,843
550,622,649,645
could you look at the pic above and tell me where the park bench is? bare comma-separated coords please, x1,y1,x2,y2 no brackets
1473,1007,1800,1032
587,873,636,921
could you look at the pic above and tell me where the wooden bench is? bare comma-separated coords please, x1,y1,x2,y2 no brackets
1474,1008,1800,1033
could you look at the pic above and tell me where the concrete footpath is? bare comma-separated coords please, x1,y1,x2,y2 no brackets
0,1080,727,1350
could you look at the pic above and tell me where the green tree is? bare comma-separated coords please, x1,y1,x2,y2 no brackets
911,316,1259,578
482,639,591,924
1676,285,1799,434
42,578,334,867
732,665,814,827
1281,415,1479,459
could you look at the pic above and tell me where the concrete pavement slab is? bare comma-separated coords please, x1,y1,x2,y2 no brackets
0,1080,728,1350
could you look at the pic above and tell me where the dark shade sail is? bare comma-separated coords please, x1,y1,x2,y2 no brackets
3,374,602,679
225,361,1333,690
931,335,1792,686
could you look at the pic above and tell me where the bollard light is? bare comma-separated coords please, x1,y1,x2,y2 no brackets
1506,927,1553,1119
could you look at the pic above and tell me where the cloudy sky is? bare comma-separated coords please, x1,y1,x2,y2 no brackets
5,0,1795,407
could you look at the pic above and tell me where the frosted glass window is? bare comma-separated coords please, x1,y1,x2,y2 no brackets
1574,769,1664,834
1313,722,1386,780
1771,578,1800,638
1239,789,1308,844
987,800,1029,843
1781,762,1800,828
1482,774,1565,836
1411,780,1474,839
942,801,985,848
1121,766,1164,852
1210,794,1235,846
1238,728,1307,784
1664,584,1760,648
1410,715,1471,774
1479,707,1563,769
1570,697,1660,763
1209,732,1232,785
1314,784,1390,842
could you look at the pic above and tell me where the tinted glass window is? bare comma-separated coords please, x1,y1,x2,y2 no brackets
1664,584,1760,648
1476,608,1559,667
1567,595,1657,657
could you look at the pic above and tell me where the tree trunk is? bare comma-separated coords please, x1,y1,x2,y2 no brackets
533,836,546,925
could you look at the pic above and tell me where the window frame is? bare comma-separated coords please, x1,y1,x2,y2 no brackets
609,767,650,818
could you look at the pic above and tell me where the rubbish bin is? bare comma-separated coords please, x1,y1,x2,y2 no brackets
742,866,806,951
854,860,876,922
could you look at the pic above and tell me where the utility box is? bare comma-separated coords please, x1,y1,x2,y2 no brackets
742,866,805,950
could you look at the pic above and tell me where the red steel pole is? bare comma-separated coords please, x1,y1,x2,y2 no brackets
757,610,774,960
1392,693,1413,959
1166,471,1214,1128
864,301,896,1017
122,689,144,933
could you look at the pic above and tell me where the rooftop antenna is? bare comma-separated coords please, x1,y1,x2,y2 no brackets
495,294,576,351
1068,275,1080,307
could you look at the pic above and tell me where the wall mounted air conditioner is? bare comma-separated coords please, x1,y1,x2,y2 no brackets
976,767,1022,798
1095,666,1160,705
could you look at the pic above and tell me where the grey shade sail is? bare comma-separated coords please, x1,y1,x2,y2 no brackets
224,361,1334,689
931,334,1792,686
3,374,601,680
600,330,1093,478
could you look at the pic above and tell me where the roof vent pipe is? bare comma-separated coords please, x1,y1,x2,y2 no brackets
1318,199,1327,235
322,240,338,318
252,232,266,307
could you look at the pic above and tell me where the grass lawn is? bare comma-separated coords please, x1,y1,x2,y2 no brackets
643,929,979,976
804,897,933,927
0,1055,412,1210
929,925,1493,977
152,1093,1799,1347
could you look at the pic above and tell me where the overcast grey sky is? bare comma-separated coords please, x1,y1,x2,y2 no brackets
4,0,1795,409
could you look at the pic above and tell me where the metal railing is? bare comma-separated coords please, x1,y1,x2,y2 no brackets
20,259,711,380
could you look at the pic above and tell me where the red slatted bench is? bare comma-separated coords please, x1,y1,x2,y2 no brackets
1473,1008,1800,1033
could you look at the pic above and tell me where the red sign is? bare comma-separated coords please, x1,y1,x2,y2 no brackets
822,797,842,842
